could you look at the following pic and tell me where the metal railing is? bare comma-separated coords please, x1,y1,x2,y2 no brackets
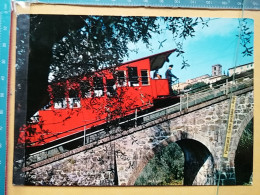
25,72,253,166
179,75,253,111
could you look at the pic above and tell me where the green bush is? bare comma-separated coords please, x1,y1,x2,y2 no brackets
184,82,209,93
135,142,184,186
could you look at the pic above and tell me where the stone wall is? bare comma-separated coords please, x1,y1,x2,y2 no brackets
26,90,253,186
26,144,116,186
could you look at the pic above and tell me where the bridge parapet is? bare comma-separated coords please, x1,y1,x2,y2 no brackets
22,72,253,186
179,72,253,111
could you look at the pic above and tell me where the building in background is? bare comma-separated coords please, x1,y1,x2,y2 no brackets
186,74,210,85
173,62,254,92
212,64,222,76
173,64,223,91
228,62,254,76
208,64,223,84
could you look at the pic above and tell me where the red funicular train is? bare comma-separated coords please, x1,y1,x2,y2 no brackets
18,49,179,148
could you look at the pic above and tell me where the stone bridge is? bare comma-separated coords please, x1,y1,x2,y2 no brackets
25,80,253,186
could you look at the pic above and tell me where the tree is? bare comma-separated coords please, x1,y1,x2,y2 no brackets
14,15,254,185
184,82,209,92
49,16,209,82
135,142,184,185
16,15,86,120
239,19,253,57
14,15,87,183
16,15,210,122
15,15,254,148
16,15,254,121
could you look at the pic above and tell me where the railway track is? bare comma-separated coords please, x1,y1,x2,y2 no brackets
21,70,253,169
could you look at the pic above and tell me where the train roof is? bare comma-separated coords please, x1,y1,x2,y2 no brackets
121,49,176,71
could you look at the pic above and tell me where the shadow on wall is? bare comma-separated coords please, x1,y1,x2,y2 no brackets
235,118,253,185
177,139,214,185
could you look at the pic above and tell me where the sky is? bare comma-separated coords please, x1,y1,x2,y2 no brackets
123,17,254,83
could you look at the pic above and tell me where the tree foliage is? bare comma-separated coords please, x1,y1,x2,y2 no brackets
16,15,208,121
15,15,207,150
135,142,184,185
50,16,206,82
184,82,209,91
50,16,158,81
14,15,254,185
239,19,254,57
15,15,254,120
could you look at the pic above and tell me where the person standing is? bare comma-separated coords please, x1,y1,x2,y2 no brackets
153,70,161,79
165,65,178,94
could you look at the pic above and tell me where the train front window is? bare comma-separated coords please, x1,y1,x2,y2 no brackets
69,89,81,108
141,70,149,85
128,67,139,86
94,77,104,97
117,71,126,86
52,85,67,109
80,81,91,98
106,79,117,97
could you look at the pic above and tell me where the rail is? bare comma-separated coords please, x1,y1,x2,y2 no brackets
25,71,253,166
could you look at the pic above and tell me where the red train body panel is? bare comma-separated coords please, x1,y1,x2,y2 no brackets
17,49,176,147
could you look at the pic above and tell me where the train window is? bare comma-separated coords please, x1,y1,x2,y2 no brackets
117,71,126,86
128,67,139,86
80,81,91,98
68,89,81,108
106,79,117,97
93,77,104,97
52,85,67,109
141,70,149,85
54,100,67,109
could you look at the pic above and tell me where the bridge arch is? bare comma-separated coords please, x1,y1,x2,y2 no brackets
127,135,214,186
232,109,253,156
234,109,253,185
176,139,214,185
23,88,254,186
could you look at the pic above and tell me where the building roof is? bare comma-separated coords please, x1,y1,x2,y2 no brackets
187,74,210,81
228,62,254,70
212,64,222,67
